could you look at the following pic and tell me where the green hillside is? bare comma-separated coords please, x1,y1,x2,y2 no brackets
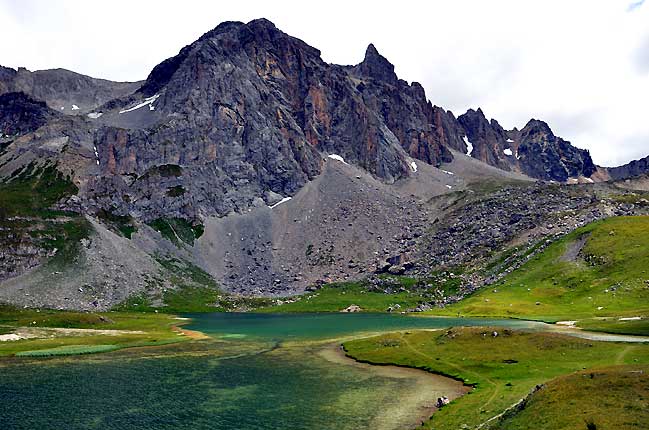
435,216,649,333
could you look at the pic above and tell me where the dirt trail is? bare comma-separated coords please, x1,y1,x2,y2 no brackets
559,233,590,262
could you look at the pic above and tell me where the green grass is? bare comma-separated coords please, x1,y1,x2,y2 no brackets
15,344,119,357
0,163,92,267
96,209,137,238
113,257,273,313
0,163,78,218
495,365,649,430
261,273,464,313
432,216,649,325
343,327,649,430
260,281,418,313
0,304,190,357
148,217,203,246
576,317,649,336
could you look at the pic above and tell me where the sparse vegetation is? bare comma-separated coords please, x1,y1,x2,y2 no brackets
260,273,463,313
96,208,137,238
113,257,273,313
148,217,204,245
137,163,183,181
0,162,92,268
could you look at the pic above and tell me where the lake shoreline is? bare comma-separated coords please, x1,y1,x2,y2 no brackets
319,342,471,429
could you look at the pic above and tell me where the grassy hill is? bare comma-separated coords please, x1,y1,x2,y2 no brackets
343,327,649,430
432,216,649,333
495,365,649,430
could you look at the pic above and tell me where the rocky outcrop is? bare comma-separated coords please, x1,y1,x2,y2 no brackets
514,119,596,182
458,108,511,170
0,91,58,136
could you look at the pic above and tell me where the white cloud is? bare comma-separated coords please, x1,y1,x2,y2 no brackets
0,0,648,166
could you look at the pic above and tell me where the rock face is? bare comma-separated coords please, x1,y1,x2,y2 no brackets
80,19,462,221
0,92,58,136
458,108,511,170
459,110,597,182
514,119,596,181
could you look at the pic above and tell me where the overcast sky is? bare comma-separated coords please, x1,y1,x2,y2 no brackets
1,0,648,166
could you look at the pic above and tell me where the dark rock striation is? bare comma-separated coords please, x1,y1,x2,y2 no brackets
0,91,58,136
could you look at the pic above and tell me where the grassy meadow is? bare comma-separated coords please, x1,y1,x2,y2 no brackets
343,327,649,430
0,305,189,357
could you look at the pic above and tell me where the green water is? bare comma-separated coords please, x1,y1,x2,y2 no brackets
183,312,548,341
0,314,544,430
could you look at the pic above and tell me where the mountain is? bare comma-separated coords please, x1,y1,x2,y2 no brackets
0,65,141,114
607,154,649,181
0,18,648,310
458,109,597,182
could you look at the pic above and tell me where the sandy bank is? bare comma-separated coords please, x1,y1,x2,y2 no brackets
319,343,470,430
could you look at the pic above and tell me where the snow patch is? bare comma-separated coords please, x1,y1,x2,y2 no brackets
515,152,520,160
410,161,418,172
72,104,80,111
506,138,514,143
441,169,454,175
584,177,594,183
445,185,452,189
119,94,160,114
619,316,642,321
87,112,103,119
463,136,473,156
60,106,65,110
327,154,347,164
503,148,513,156
269,197,292,209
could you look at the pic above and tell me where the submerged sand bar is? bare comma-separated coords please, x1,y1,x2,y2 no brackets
319,343,471,430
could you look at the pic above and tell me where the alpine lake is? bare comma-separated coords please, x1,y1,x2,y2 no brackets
0,313,640,430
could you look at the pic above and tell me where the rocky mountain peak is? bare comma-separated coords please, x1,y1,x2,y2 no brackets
356,43,398,83
521,118,553,137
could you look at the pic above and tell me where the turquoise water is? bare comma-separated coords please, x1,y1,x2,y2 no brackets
1,348,420,430
0,314,547,430
184,312,548,341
